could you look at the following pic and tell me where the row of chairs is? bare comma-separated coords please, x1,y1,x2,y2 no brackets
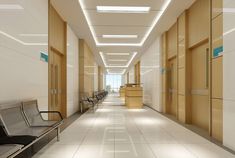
0,100,63,158
80,90,108,112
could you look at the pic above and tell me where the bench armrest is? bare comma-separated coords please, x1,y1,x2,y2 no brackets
39,111,63,121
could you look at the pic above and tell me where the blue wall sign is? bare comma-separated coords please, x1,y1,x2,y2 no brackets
213,46,223,58
40,52,48,62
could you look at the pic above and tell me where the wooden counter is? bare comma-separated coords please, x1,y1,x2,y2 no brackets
119,87,125,98
125,87,143,108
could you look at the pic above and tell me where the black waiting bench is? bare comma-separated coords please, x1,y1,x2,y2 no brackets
80,90,108,112
0,100,63,158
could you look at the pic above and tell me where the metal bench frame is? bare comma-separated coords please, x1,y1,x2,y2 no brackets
0,101,64,158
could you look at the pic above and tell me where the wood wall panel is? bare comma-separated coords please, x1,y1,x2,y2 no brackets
177,12,187,123
79,39,97,98
98,66,104,90
167,23,178,59
212,0,223,19
188,0,209,48
178,68,185,95
160,0,223,142
49,5,66,54
178,95,186,123
211,0,223,141
212,99,223,141
161,33,168,113
212,57,223,98
212,14,223,56
135,61,141,84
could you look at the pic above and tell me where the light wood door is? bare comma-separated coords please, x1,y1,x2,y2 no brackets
168,58,177,116
191,42,209,131
49,49,63,120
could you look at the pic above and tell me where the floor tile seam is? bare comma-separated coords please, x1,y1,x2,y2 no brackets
180,143,205,158
77,107,101,146
142,106,233,157
130,111,158,158
71,144,82,158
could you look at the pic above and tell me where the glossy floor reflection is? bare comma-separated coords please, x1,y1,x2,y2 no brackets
33,95,235,158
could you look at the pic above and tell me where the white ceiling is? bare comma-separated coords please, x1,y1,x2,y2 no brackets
51,0,195,74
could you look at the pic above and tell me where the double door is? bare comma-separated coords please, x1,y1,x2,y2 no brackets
49,49,63,120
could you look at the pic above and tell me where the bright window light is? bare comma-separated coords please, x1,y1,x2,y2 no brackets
97,6,150,13
0,4,24,10
106,53,130,56
102,34,138,39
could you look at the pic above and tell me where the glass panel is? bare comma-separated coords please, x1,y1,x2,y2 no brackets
105,74,122,93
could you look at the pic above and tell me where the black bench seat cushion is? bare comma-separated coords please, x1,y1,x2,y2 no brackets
0,136,36,146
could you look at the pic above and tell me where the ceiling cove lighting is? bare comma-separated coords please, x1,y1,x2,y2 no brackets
0,30,47,46
78,0,171,46
0,4,24,10
99,52,137,68
97,6,150,13
102,34,138,39
19,34,48,37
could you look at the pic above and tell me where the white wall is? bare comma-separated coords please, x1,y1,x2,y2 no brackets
223,0,235,150
0,0,48,111
67,25,79,117
140,37,161,111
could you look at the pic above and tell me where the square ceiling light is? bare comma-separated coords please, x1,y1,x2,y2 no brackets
78,0,172,46
97,6,150,13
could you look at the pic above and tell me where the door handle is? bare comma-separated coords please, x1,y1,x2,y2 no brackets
55,65,58,107
51,64,55,106
205,48,209,89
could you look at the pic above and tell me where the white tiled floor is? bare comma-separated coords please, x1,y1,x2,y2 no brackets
33,95,235,158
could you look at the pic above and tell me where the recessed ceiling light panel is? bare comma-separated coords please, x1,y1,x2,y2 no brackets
97,6,150,13
106,53,130,56
102,35,138,39
109,59,128,62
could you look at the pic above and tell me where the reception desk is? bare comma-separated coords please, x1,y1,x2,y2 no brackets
119,87,125,98
125,86,143,108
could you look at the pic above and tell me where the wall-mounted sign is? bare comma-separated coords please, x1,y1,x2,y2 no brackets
213,46,223,58
40,52,48,62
